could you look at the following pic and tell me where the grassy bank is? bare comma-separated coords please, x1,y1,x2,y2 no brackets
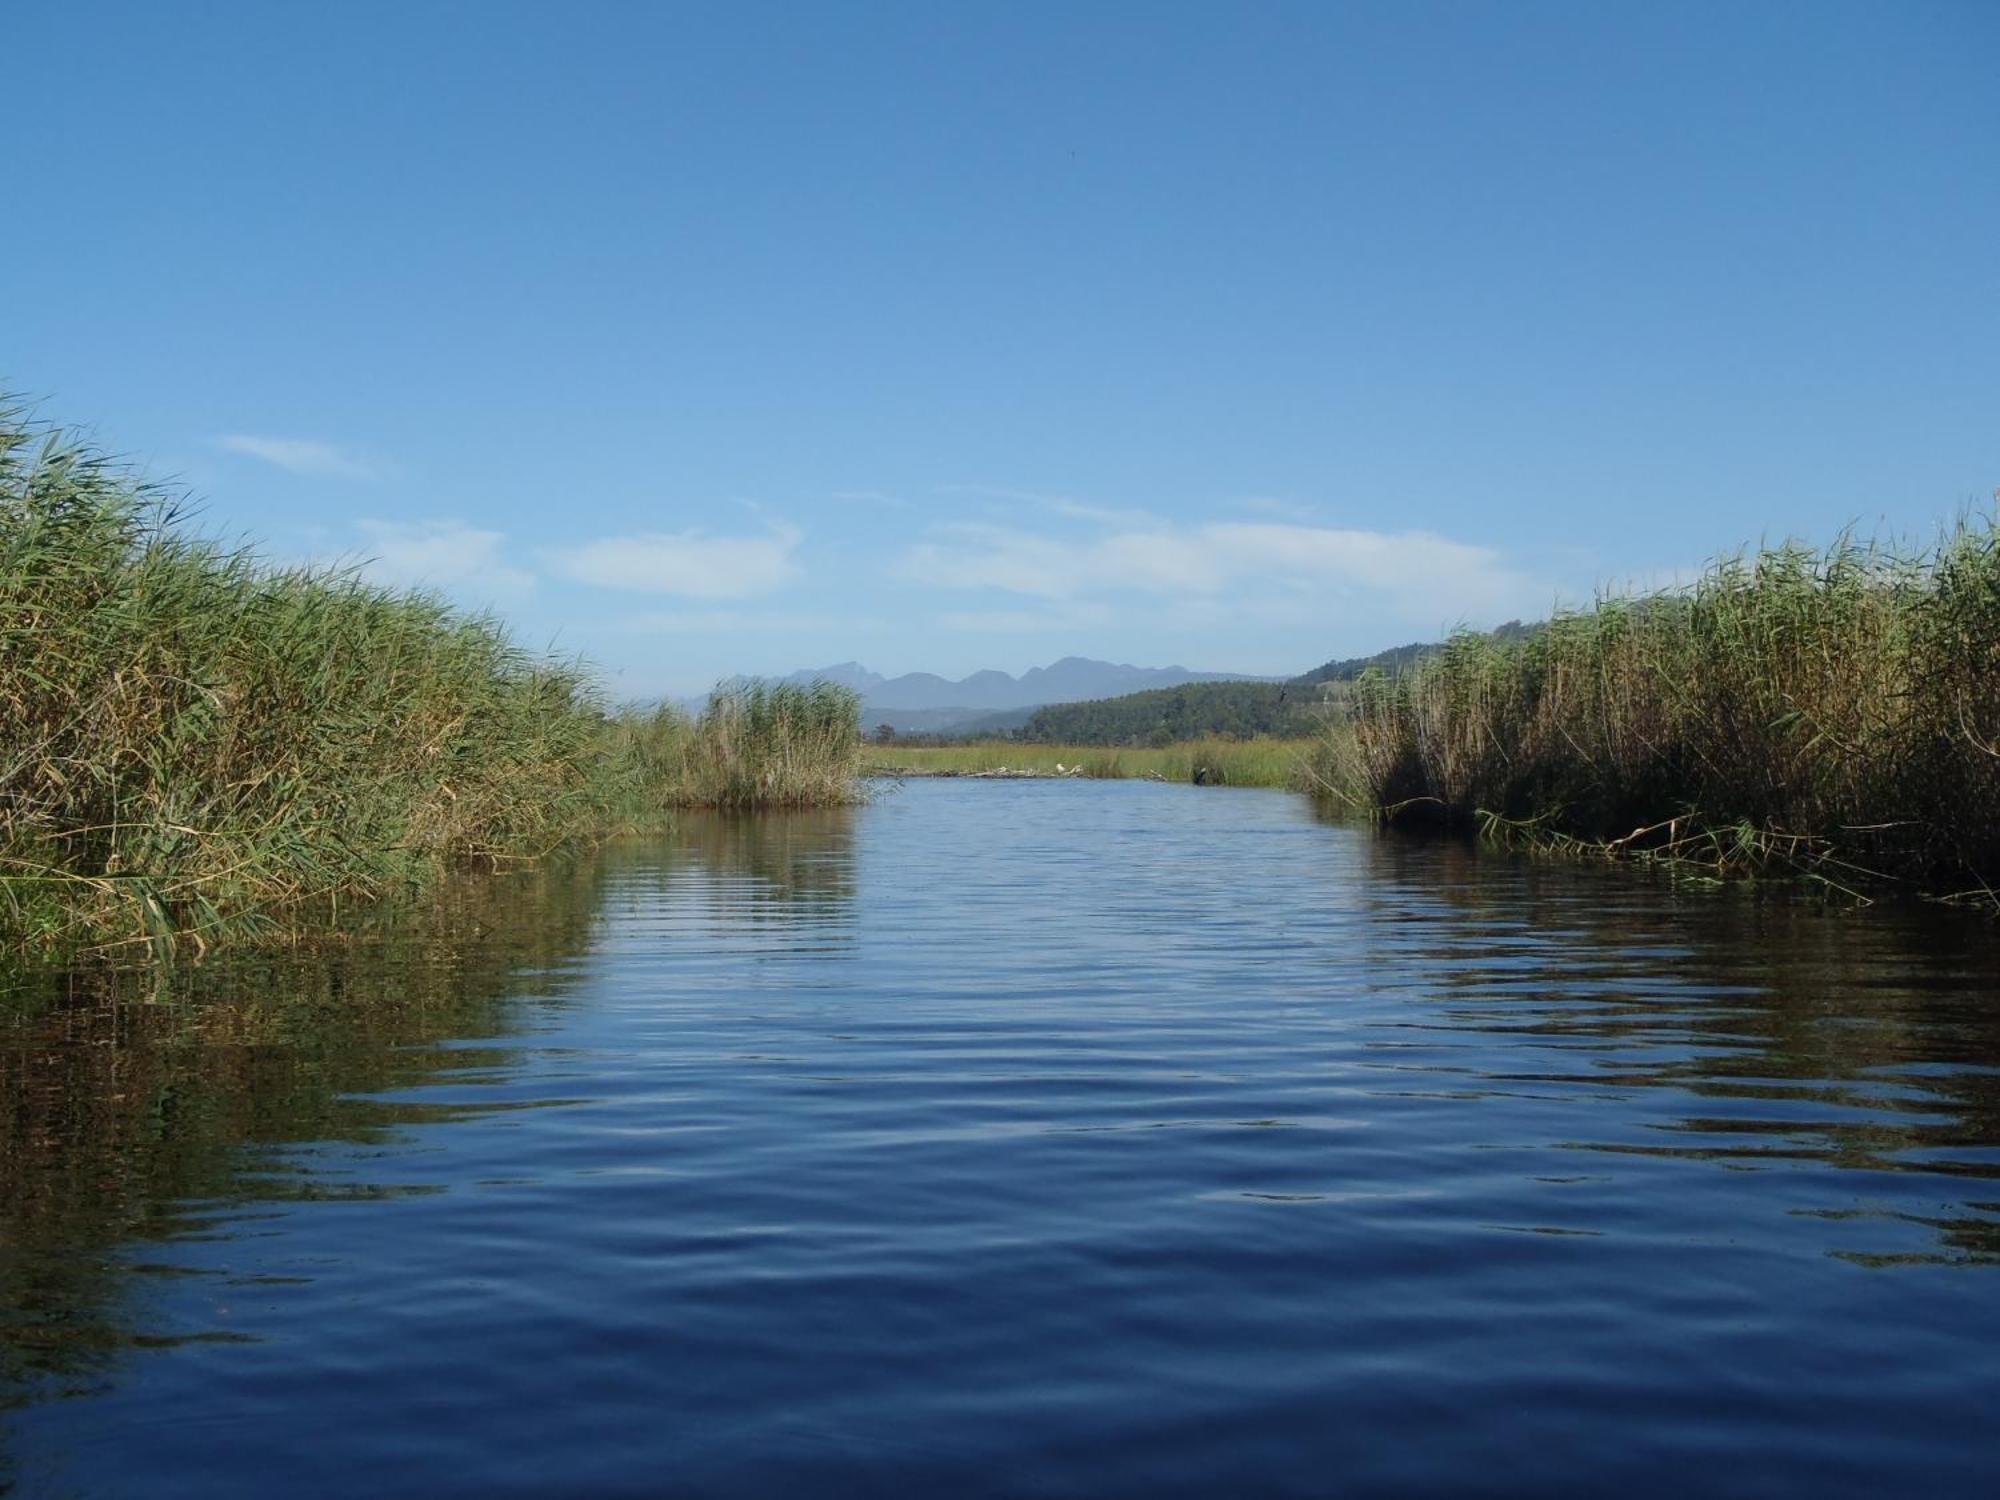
871,737,1319,789
0,405,862,956
1337,525,2000,902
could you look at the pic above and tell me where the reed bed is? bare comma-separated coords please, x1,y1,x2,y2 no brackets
871,737,1318,789
1336,525,2000,902
0,404,861,955
670,682,865,810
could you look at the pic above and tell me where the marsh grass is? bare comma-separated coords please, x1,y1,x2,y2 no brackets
1340,524,2000,902
871,737,1318,789
0,404,861,955
672,681,865,810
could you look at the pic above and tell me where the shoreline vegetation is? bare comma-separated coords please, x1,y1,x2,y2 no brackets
881,527,2000,909
1318,524,2000,907
0,404,863,958
868,738,1317,788
7,397,1996,960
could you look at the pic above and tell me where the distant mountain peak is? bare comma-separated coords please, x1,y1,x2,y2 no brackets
777,655,1277,731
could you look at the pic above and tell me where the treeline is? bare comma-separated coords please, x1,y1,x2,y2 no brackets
1295,619,1538,685
0,402,861,956
1321,528,2000,899
1017,680,1330,746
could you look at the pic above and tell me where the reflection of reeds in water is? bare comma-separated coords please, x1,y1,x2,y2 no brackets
0,805,869,1417
1346,829,2000,1262
0,854,608,1407
647,806,860,917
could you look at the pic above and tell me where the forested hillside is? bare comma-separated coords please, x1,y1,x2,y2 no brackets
884,622,1548,746
1018,681,1331,745
1296,620,1537,685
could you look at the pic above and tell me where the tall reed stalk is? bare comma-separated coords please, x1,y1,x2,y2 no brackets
1338,525,2000,900
0,402,861,955
673,681,864,810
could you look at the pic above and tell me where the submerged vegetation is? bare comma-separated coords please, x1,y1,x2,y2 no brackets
1334,525,2000,902
0,403,862,956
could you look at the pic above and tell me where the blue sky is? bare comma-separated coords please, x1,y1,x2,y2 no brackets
8,1,1996,697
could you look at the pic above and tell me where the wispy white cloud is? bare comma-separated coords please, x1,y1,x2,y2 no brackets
622,607,881,636
547,523,803,599
354,519,535,594
830,489,915,511
935,483,1060,505
1042,498,1163,528
1236,496,1322,523
902,524,1081,598
217,434,378,481
936,602,1116,633
938,484,1163,529
899,518,1552,627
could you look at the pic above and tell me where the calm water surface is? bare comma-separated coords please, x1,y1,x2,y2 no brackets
3,780,1999,1497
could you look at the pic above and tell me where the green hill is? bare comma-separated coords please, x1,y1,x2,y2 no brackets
1017,680,1330,746
903,621,1548,747
1294,620,1538,685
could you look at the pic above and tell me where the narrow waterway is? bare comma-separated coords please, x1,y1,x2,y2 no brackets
4,780,1997,1497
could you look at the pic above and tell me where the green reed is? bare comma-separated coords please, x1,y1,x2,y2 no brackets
1334,524,2000,901
670,680,865,810
0,402,861,955
870,737,1319,789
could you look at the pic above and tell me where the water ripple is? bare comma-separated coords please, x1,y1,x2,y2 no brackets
3,781,1998,1497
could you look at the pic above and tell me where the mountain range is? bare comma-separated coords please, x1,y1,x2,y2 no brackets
778,657,1275,733
685,628,1536,736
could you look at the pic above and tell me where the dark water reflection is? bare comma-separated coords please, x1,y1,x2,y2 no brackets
0,852,611,1410
1352,835,2000,1263
2,783,1996,1497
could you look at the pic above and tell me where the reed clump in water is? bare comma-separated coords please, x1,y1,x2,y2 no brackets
1339,524,2000,900
670,681,865,810
0,404,861,954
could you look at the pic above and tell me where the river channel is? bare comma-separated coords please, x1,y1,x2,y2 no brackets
3,780,1997,1496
